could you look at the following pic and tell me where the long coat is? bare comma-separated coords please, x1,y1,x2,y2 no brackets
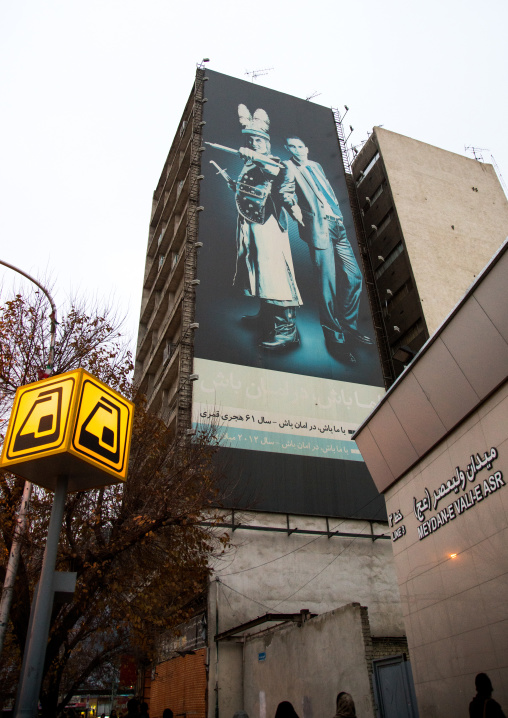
234,159,301,304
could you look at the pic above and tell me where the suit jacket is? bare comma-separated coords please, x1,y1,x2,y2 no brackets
280,158,344,249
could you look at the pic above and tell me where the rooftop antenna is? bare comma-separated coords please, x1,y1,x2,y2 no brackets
305,91,322,101
245,67,273,82
197,58,210,69
464,146,489,163
350,140,366,157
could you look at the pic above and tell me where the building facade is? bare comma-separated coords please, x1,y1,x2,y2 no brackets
134,69,412,718
135,70,206,434
134,69,508,718
355,240,508,717
351,127,508,380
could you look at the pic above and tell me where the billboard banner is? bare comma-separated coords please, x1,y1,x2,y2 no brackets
193,70,385,518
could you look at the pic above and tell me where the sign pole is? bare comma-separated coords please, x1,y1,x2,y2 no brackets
14,474,69,718
0,259,57,661
0,368,134,715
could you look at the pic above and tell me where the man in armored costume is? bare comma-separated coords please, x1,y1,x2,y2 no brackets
208,105,301,351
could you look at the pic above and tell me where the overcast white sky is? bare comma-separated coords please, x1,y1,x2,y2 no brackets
1,0,506,352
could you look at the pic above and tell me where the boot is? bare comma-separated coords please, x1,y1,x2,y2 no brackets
261,307,300,351
241,303,265,328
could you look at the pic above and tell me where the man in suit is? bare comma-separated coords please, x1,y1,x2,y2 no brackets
280,136,372,361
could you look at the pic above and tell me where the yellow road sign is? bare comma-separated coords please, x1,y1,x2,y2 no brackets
70,378,132,474
0,369,134,491
4,375,77,461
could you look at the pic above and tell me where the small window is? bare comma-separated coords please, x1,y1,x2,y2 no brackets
356,152,380,187
375,242,403,279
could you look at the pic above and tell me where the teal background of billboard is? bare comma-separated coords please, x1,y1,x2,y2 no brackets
193,70,386,520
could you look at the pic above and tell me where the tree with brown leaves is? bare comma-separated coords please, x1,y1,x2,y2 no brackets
0,292,226,716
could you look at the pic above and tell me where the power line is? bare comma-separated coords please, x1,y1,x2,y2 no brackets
217,524,373,616
271,525,371,608
217,578,285,615
218,579,239,620
221,495,387,577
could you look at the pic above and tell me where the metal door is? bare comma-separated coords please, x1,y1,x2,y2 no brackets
372,654,419,718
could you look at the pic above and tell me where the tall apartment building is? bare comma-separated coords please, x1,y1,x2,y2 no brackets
351,127,508,381
134,70,412,718
134,70,508,718
135,69,206,435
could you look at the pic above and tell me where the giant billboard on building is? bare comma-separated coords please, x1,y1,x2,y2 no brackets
192,70,385,518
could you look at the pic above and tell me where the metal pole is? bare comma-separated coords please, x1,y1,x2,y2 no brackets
0,259,57,375
0,481,33,654
14,475,69,718
0,259,57,659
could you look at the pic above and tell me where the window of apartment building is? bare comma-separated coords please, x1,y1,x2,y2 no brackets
382,279,413,315
362,180,386,212
367,210,393,246
391,319,424,353
376,209,392,236
356,151,380,187
157,222,167,247
374,241,404,279
163,339,177,365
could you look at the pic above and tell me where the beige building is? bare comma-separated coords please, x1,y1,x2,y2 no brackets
352,128,508,381
355,240,508,716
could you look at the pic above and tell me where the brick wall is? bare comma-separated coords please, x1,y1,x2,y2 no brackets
371,636,409,660
358,605,409,710
359,604,376,711
146,648,207,718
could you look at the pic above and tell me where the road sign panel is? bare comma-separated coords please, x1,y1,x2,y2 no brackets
4,375,77,461
0,369,134,491
71,378,132,475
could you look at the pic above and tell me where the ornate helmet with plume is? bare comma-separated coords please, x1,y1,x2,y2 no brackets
238,104,270,141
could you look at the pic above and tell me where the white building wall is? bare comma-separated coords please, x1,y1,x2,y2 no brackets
207,511,405,718
243,604,375,718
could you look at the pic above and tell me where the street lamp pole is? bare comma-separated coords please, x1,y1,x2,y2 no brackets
0,259,57,374
0,260,57,658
